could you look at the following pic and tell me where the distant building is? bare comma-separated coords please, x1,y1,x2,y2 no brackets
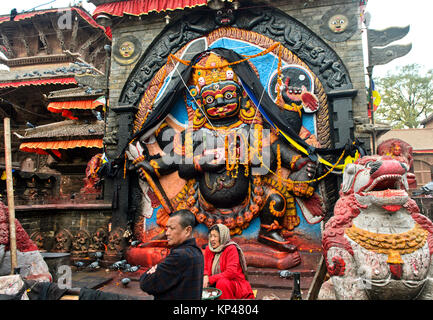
421,114,433,129
0,6,111,200
0,6,112,254
378,126,433,187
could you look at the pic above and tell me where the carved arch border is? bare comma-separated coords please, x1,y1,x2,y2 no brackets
119,6,353,110
132,27,332,149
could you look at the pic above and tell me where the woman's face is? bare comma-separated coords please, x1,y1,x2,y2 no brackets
209,230,221,249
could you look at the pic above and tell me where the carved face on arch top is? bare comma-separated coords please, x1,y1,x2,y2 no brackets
215,7,236,26
119,41,135,58
328,14,348,33
196,80,242,123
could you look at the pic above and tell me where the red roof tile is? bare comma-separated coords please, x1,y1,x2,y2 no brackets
92,0,207,18
0,77,77,89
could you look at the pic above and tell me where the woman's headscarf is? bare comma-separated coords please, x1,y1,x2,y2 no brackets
208,224,249,280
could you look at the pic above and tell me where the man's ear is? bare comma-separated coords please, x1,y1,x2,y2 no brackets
185,225,193,236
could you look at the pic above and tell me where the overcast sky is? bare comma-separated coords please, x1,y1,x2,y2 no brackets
0,0,430,78
365,0,433,77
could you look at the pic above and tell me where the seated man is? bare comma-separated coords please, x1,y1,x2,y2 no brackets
139,210,204,300
203,224,254,299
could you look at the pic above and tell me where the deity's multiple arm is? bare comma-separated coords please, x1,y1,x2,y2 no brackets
269,139,317,197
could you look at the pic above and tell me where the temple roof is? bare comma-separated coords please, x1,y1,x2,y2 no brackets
0,6,110,39
19,120,104,141
46,87,103,101
91,0,209,18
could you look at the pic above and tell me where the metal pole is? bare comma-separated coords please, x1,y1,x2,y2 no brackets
366,28,376,154
4,117,17,274
367,66,376,154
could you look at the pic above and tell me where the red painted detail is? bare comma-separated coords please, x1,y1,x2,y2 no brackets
382,205,402,212
300,91,319,111
322,194,360,257
327,256,346,277
301,192,325,218
147,189,161,208
0,77,76,89
126,246,170,268
389,263,402,280
411,204,433,255
0,202,38,252
93,0,208,18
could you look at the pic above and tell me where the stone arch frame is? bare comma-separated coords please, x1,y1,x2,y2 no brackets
114,5,358,219
119,5,354,107
131,27,333,148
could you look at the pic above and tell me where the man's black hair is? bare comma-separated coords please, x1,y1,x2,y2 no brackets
170,209,196,229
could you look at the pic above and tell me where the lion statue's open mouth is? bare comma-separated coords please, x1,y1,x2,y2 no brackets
341,155,410,211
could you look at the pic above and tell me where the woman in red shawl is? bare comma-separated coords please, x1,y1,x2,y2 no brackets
203,224,255,299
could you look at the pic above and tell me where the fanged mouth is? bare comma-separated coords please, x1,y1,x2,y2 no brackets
364,174,408,196
220,18,230,23
207,104,237,116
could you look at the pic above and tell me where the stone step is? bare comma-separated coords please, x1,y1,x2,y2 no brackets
249,273,313,290
248,267,316,278
253,287,305,300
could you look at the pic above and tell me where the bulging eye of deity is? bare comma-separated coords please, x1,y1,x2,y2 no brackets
224,91,234,99
215,7,235,26
205,95,215,104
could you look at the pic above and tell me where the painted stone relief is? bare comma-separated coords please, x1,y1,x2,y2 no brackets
125,27,338,270
113,35,142,66
319,7,358,42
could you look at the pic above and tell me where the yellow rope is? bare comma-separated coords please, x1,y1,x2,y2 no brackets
168,42,281,70
257,148,346,184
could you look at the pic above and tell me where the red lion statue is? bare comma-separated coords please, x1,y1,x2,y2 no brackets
319,155,433,300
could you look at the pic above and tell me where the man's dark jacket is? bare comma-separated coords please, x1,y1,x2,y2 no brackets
139,238,204,300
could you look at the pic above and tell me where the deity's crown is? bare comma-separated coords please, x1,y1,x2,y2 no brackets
190,52,239,91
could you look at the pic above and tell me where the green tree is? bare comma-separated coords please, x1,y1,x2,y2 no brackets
375,64,433,128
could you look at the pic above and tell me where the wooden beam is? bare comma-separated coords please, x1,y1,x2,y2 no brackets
4,117,17,274
17,25,32,57
306,256,327,300
33,20,51,55
51,16,66,51
79,33,103,58
70,17,79,52
0,28,15,58
89,45,103,67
